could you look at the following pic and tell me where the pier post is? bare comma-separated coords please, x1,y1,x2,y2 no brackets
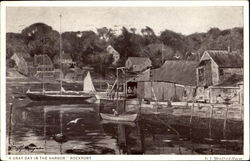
8,103,13,154
59,110,63,155
44,107,47,155
209,105,214,139
223,102,229,140
189,102,194,127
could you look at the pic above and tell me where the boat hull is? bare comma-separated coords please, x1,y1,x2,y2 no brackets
100,120,136,127
26,92,95,103
100,113,137,122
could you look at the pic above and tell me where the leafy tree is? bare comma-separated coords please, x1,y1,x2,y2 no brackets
21,23,60,59
114,27,143,64
141,26,158,45
6,33,28,59
97,27,116,43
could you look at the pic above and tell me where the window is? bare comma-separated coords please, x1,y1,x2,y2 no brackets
198,68,204,81
219,68,224,76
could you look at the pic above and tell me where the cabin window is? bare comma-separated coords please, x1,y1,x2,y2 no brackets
198,68,204,81
219,68,224,76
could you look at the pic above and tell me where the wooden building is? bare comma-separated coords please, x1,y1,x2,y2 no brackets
53,52,74,66
197,49,243,86
196,48,243,104
125,57,152,72
10,52,36,76
64,68,85,83
106,45,120,65
34,54,54,80
34,54,54,71
137,60,199,102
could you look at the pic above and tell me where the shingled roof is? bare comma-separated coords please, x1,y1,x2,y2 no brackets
152,60,199,86
206,50,243,68
127,57,151,65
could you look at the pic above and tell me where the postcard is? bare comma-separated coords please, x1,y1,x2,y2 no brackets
1,1,249,160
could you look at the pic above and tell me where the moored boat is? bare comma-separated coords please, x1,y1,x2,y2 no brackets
100,113,137,122
100,120,136,127
26,90,94,101
26,71,97,103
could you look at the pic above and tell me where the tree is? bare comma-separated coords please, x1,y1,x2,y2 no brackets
21,23,60,59
141,26,158,45
6,33,28,59
114,27,143,63
97,27,116,42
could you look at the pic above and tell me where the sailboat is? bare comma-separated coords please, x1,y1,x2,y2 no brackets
26,15,96,104
26,71,96,103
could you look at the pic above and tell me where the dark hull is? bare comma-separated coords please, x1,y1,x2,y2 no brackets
26,92,95,104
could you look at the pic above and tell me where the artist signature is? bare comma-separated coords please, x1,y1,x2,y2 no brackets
8,144,43,152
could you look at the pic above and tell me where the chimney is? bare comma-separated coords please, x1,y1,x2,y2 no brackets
227,46,231,52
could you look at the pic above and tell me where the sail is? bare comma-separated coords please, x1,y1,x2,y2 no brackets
83,71,96,92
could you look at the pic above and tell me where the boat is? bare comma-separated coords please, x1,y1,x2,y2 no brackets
100,120,136,127
26,71,97,103
26,15,96,103
100,113,137,122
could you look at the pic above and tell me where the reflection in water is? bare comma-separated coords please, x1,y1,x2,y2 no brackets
8,103,243,155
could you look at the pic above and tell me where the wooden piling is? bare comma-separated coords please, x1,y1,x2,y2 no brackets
189,103,194,125
43,108,47,155
223,104,229,139
209,105,214,139
59,110,63,155
8,103,13,154
189,102,195,143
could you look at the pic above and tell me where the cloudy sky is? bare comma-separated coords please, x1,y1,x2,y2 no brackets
6,6,243,35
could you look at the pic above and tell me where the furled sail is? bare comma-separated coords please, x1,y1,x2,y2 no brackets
83,71,96,92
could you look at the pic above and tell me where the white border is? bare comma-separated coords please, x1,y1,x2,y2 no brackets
1,1,249,161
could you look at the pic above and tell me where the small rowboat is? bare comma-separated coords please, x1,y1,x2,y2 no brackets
100,113,137,122
100,120,136,127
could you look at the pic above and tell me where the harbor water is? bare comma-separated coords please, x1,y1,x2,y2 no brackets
7,101,243,155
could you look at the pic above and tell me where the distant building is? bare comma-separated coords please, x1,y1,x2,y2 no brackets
53,52,75,66
137,60,199,102
10,52,36,76
64,68,85,83
106,45,120,65
197,49,243,86
125,57,152,72
34,54,54,80
34,54,54,71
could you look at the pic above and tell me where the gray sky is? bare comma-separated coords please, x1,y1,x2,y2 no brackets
6,6,243,35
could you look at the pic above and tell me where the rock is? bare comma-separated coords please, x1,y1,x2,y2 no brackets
53,133,68,143
66,145,115,154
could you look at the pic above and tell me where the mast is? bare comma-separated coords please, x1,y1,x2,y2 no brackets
161,42,164,65
59,14,63,94
42,38,45,94
116,68,119,110
42,53,45,94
